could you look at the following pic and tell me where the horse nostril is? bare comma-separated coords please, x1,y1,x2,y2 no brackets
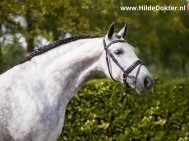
144,76,151,89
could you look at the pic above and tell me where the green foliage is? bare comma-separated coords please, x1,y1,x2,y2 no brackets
1,40,26,71
57,77,189,141
0,0,189,76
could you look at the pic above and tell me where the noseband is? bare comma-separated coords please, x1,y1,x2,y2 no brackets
103,38,143,88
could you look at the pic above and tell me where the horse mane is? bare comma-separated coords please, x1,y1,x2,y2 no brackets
19,34,104,64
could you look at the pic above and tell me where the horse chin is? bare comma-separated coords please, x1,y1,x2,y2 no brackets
124,82,145,94
121,80,146,95
135,84,148,95
136,88,145,95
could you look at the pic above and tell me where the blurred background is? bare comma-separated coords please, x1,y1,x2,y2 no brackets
0,0,188,78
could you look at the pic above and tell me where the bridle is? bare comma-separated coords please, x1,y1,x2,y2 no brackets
103,38,143,88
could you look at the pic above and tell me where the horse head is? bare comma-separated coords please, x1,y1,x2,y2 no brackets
101,22,154,94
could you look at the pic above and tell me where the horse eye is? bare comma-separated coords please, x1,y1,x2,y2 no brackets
114,49,124,55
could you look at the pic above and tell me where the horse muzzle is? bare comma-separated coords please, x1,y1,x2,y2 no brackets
135,74,154,94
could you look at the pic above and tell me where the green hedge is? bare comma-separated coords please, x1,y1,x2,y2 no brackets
57,77,189,141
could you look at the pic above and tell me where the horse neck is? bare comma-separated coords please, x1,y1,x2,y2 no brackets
26,37,103,105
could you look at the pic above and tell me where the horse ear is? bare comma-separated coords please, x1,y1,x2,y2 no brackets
118,22,128,38
107,22,115,39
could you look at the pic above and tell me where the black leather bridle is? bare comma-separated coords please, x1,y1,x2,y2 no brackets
103,38,143,88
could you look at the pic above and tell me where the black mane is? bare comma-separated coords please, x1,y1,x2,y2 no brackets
19,34,104,64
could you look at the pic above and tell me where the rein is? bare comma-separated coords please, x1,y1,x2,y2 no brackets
103,38,143,88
